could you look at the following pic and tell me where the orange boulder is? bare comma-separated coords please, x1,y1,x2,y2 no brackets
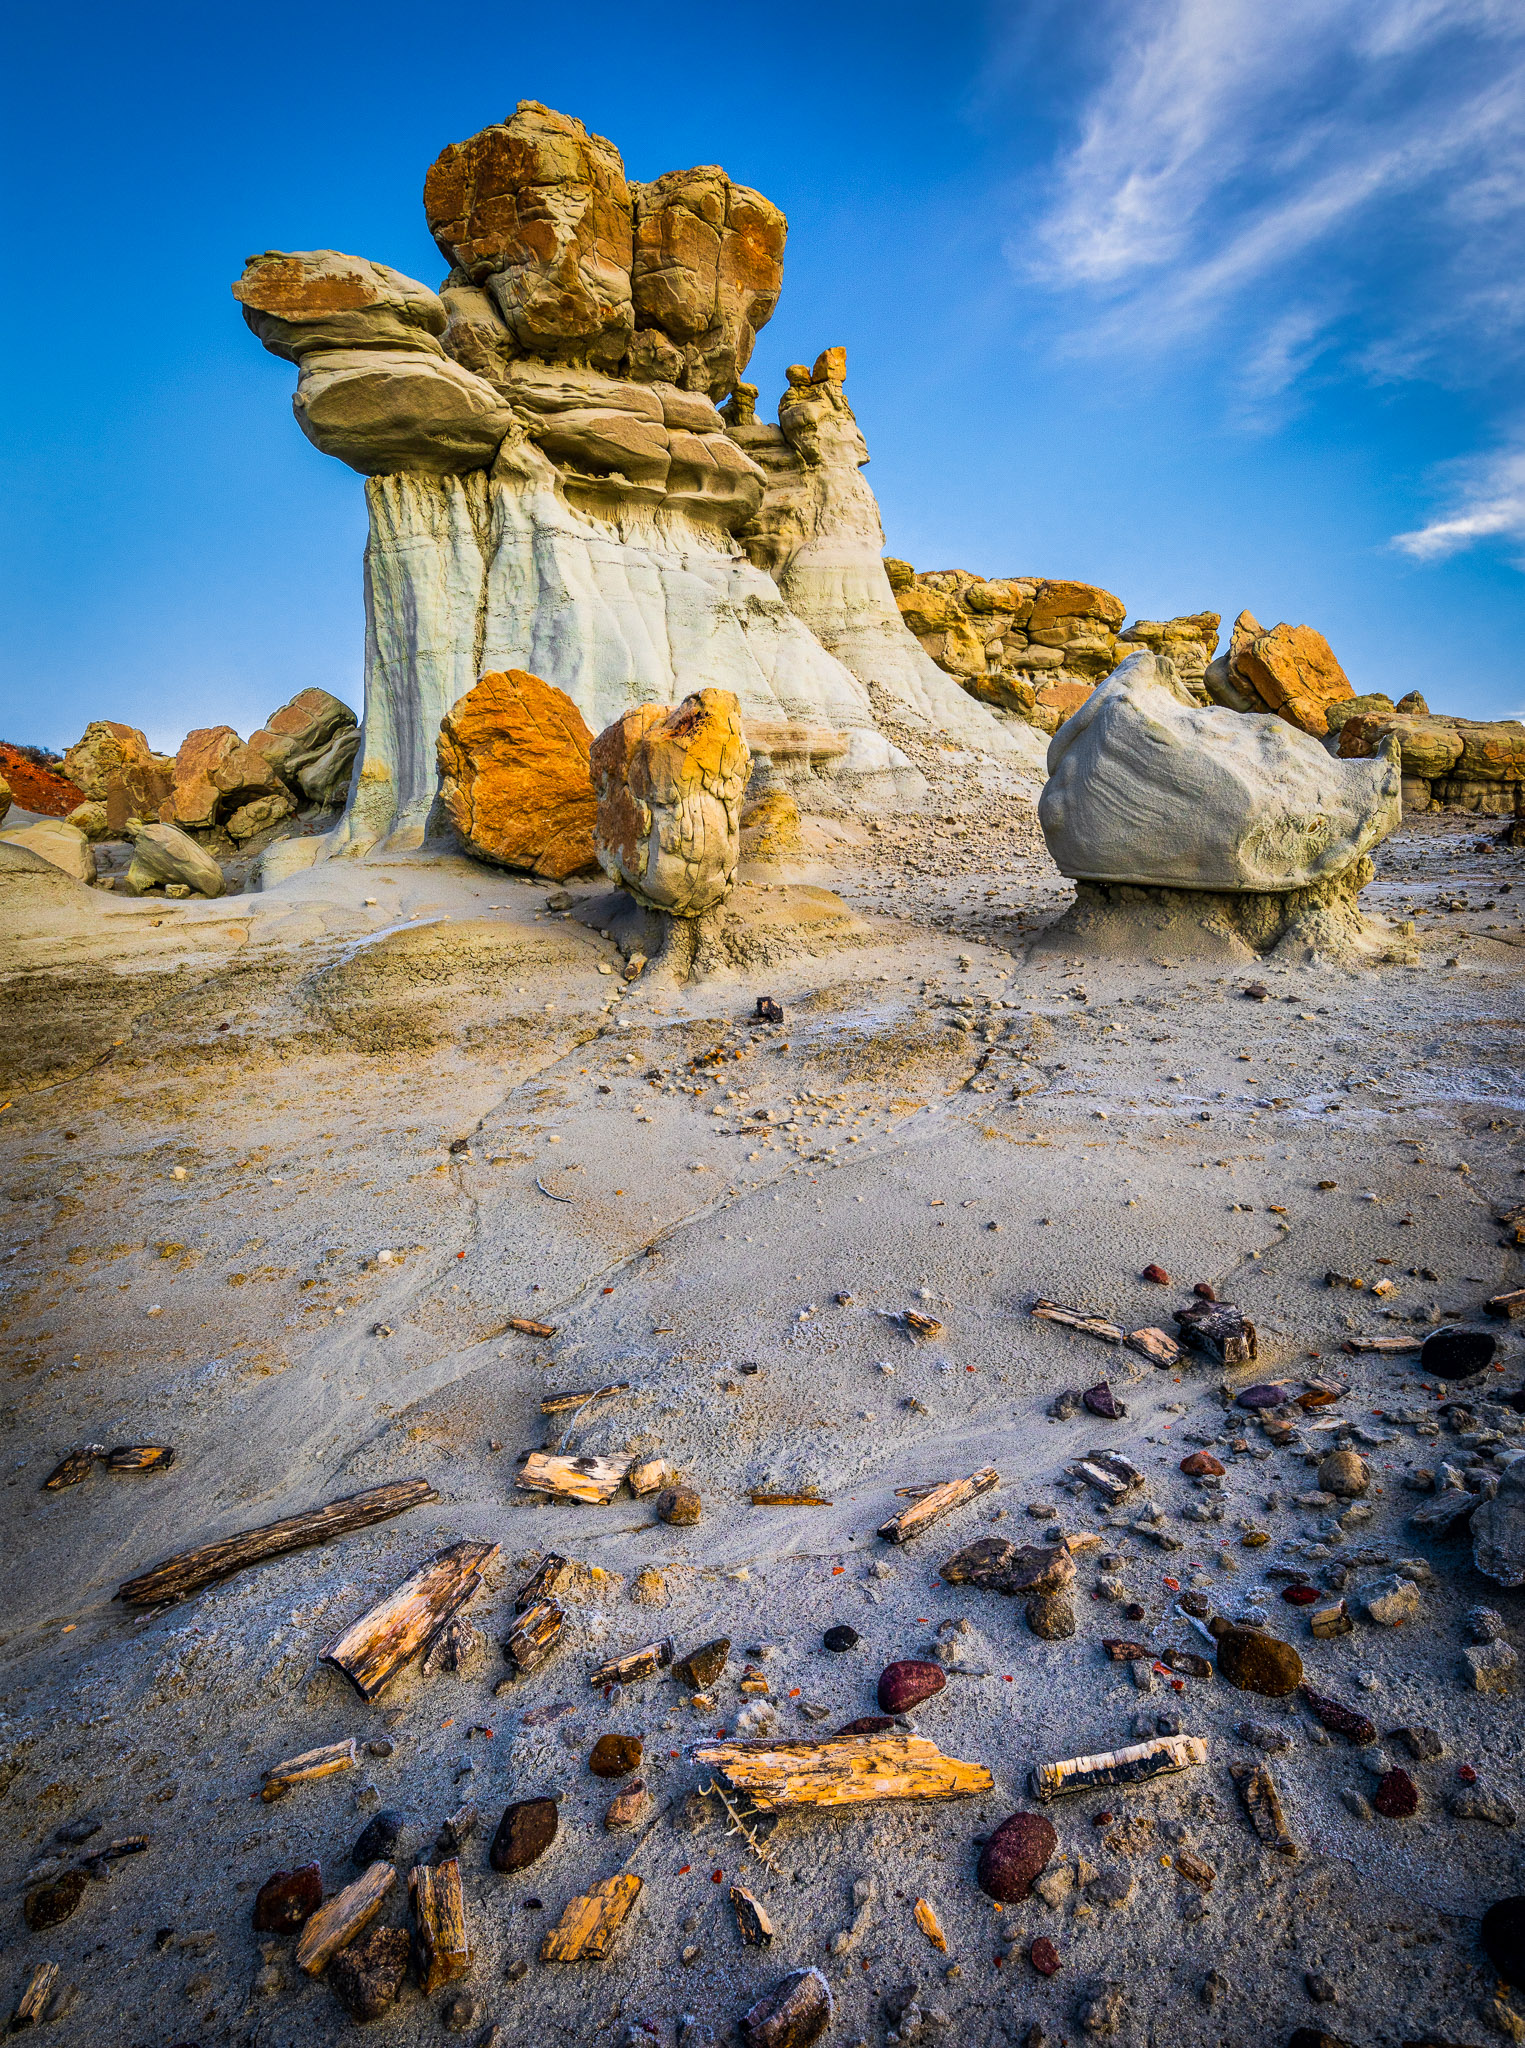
436,670,598,880
590,689,750,915
1235,623,1354,736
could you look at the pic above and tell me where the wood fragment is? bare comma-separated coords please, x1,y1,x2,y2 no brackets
1230,1760,1297,1855
295,1860,396,1975
504,1598,565,1674
517,1452,633,1504
409,1857,470,1993
540,1382,629,1414
540,1874,642,1961
104,1444,175,1474
43,1446,105,1490
1068,1450,1144,1506
1030,1300,1124,1343
14,1960,60,2025
513,1554,574,1609
115,1478,437,1606
740,1968,833,2048
507,1316,558,1337
901,1310,943,1338
261,1737,358,1802
750,1492,832,1508
730,1883,774,1945
878,1466,998,1544
693,1733,993,1811
1310,1600,1352,1639
913,1897,948,1952
1486,1287,1525,1320
589,1637,674,1687
628,1457,671,1497
1342,1335,1424,1354
1125,1326,1180,1366
1030,1734,1206,1803
1174,1300,1256,1366
322,1540,498,1701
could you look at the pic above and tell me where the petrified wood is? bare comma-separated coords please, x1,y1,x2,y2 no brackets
322,1540,497,1701
693,1733,992,1810
540,1873,643,1960
517,1452,633,1504
1030,1734,1206,1802
410,1857,470,1992
879,1466,998,1544
295,1860,397,1975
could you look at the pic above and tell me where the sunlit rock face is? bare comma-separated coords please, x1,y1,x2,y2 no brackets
591,689,751,916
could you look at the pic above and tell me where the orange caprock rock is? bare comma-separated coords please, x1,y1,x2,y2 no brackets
436,669,598,880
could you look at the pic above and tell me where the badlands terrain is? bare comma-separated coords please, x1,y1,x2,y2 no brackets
1,736,1524,2048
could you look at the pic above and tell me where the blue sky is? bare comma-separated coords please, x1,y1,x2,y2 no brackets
4,0,1524,754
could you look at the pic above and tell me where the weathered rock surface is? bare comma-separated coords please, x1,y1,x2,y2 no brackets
1340,708,1525,815
292,348,516,477
1038,650,1401,891
437,669,598,879
233,250,449,362
249,688,359,805
124,821,225,897
1233,622,1354,736
1115,614,1220,699
63,722,175,835
0,818,94,883
631,167,786,401
163,726,286,833
224,791,294,842
1473,1460,1525,1589
591,690,749,915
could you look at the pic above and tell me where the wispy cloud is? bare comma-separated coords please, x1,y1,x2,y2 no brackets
1393,440,1525,562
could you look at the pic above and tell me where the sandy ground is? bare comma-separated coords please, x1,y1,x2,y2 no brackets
1,774,1523,2048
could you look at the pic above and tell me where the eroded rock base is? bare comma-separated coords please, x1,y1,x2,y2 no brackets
1039,857,1382,964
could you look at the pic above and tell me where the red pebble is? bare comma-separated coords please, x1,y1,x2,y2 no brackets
877,1659,946,1715
1180,1450,1226,1477
1373,1767,1420,1819
1141,1263,1170,1285
1193,1282,1218,1301
1459,1763,1478,1783
1282,1585,1319,1606
1029,1935,1062,1977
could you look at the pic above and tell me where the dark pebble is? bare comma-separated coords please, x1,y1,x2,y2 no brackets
328,1925,410,2022
1210,1623,1302,1696
1193,1282,1218,1301
836,1715,895,1737
1025,1594,1076,1640
1141,1264,1170,1284
657,1485,702,1526
1299,1684,1376,1745
977,1812,1057,1902
1083,1382,1123,1419
1163,1648,1212,1680
352,1810,404,1866
674,1638,730,1689
1482,1896,1525,1986
489,1797,559,1873
1236,1381,1298,1409
739,1967,833,2048
1420,1326,1496,1380
876,1660,945,1714
1028,1935,1062,1977
1282,1585,1319,1606
1123,1601,1147,1623
24,1870,87,1931
1180,1592,1212,1618
252,1862,322,1933
1373,1768,1419,1819
1048,1389,1083,1420
590,1733,643,1779
822,1626,859,1653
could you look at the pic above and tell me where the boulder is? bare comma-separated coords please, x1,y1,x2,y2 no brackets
124,821,225,898
1115,614,1220,699
63,720,175,834
1234,622,1354,736
424,101,634,372
292,349,515,478
1323,691,1393,736
630,167,787,400
67,801,111,841
590,689,750,915
233,250,448,363
1202,610,1264,714
436,668,599,879
225,792,295,842
1340,713,1463,780
163,726,286,833
0,817,94,883
1025,579,1127,680
249,687,359,804
1037,650,1401,892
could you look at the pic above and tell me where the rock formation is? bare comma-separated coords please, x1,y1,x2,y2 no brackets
62,722,175,835
0,817,94,884
590,689,749,915
124,821,226,898
1114,613,1220,698
1201,612,1353,736
1038,650,1401,894
1340,708,1525,817
234,104,1039,865
162,726,291,834
249,688,360,807
436,669,598,879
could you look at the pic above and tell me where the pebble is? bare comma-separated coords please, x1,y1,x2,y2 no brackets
1342,1790,1373,1820
329,1926,410,2023
1049,1390,1083,1420
1299,1686,1376,1745
1028,1935,1061,1977
658,1485,702,1527
1464,1639,1518,1691
1083,1382,1124,1419
605,1781,650,1829
1180,1451,1226,1477
1317,1449,1369,1498
1448,1788,1518,1826
674,1639,731,1689
1209,1622,1302,1696
1468,1605,1507,1643
877,1661,945,1714
251,1863,322,1932
1363,1575,1421,1627
23,1871,86,1931
1482,1896,1525,1987
631,1567,668,1606
590,1734,643,1779
1282,1585,1318,1605
1304,1971,1339,2003
443,1991,486,2032
1141,1264,1170,1284
1390,1725,1444,1760
489,1797,559,1872
351,1810,404,1866
1025,1594,1076,1640
1372,1767,1419,1818
823,1626,860,1653
976,1812,1057,1902
1235,1721,1291,1752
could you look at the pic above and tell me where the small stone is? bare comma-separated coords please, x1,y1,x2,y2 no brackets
1372,1768,1419,1818
1076,1982,1124,2033
1482,1896,1525,1987
1318,1449,1369,1498
1049,1390,1083,1420
1468,1605,1508,1643
442,1991,485,2032
1083,1382,1124,1419
24,1870,87,1931
1449,1788,1518,1826
352,1810,404,1866
1300,1685,1376,1745
605,1781,651,1829
252,1863,322,1932
489,1796,559,1872
1364,1574,1421,1627
1282,1584,1318,1606
1466,1640,1518,1692
1141,1264,1170,1284
738,1967,833,2048
1342,1790,1373,1820
1025,1593,1077,1640
1310,1601,1352,1639
674,1639,731,1689
1200,1970,1229,2009
1180,1450,1226,1477
631,1567,668,1606
1211,1623,1302,1696
1389,1725,1444,1760
1236,1382,1296,1410
823,1626,860,1653
1304,1971,1339,2003
657,1485,702,1527
1028,1935,1062,1977
590,1734,643,1779
1235,1720,1292,1752
877,1660,946,1714
329,1925,410,2023
976,1812,1058,1902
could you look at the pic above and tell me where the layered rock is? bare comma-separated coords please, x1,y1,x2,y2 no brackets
0,817,94,883
62,721,175,835
1115,614,1220,699
630,168,786,400
1340,709,1525,815
436,669,598,879
590,689,750,914
249,688,359,806
1038,650,1401,893
162,726,288,833
233,250,449,362
1202,612,1353,736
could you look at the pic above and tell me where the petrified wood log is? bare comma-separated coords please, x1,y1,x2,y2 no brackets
43,1446,105,1489
295,1860,396,1975
322,1540,497,1701
540,1873,643,1960
540,1382,629,1414
517,1452,633,1504
105,1445,175,1474
14,1962,60,2025
504,1598,566,1674
731,1883,774,1945
262,1737,359,1802
589,1637,674,1687
507,1316,558,1337
1230,1760,1297,1854
1030,1300,1124,1342
939,1536,1074,1598
1174,1299,1257,1366
879,1466,998,1544
115,1478,437,1606
410,1857,470,1992
1030,1734,1206,1802
693,1733,992,1811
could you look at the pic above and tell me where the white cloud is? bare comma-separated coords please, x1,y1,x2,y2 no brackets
1393,442,1525,561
